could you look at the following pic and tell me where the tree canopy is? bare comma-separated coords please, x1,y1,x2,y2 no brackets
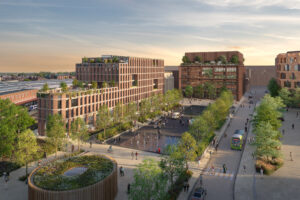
268,78,280,97
71,118,89,151
184,85,193,98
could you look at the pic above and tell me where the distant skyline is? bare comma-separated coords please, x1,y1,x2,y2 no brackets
1,0,300,72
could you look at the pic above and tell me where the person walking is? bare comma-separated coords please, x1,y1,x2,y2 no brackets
223,164,227,174
211,165,215,175
282,129,285,135
131,151,134,160
120,166,125,176
260,167,264,178
243,165,246,173
127,183,131,194
198,158,201,167
292,123,295,129
90,141,92,148
290,152,293,161
135,151,138,160
187,182,190,192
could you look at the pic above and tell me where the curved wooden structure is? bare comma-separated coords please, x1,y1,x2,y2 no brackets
28,154,118,200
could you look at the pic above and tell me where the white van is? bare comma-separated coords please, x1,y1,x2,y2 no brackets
172,112,180,119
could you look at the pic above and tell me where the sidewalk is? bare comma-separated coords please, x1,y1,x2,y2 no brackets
235,96,300,199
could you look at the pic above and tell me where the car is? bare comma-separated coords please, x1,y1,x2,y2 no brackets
171,112,180,119
192,187,207,200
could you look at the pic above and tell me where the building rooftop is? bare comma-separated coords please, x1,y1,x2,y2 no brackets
0,89,33,96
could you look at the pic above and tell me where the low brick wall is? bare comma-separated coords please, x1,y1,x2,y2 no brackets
28,154,118,200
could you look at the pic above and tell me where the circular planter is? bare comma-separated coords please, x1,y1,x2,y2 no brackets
28,154,118,200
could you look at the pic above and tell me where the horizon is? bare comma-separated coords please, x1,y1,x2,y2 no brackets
1,0,300,72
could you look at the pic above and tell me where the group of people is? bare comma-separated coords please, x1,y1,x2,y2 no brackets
183,179,190,192
131,151,139,160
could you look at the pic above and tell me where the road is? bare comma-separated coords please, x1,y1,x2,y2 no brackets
194,87,266,200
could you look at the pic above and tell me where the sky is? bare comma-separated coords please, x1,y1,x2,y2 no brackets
1,0,300,72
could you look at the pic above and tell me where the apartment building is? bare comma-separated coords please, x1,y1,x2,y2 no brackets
179,51,245,100
276,51,300,89
37,55,164,135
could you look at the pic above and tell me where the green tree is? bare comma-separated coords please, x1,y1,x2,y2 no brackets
185,85,193,98
126,102,138,122
14,129,39,177
46,114,66,157
112,57,119,63
71,118,89,151
217,55,227,64
41,83,49,92
0,99,35,158
72,79,78,88
60,82,68,92
194,56,202,63
160,146,185,186
230,55,239,64
102,81,108,88
78,81,84,88
140,98,151,117
268,78,280,97
113,103,124,125
177,132,197,169
129,158,169,200
253,95,285,131
206,83,216,99
182,56,191,64
278,88,291,106
194,84,204,98
254,122,282,160
92,81,98,89
96,105,112,138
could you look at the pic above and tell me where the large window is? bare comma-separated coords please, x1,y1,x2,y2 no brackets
294,64,300,71
227,67,236,72
295,82,300,88
215,67,225,72
284,64,290,71
71,99,78,107
280,73,286,79
202,68,213,78
153,79,158,89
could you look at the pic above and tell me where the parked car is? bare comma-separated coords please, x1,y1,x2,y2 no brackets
171,112,180,119
192,187,207,200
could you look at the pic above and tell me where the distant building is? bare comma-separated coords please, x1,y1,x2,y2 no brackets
37,55,164,135
165,66,179,89
244,66,276,91
164,72,174,93
179,51,245,100
0,89,38,106
57,75,71,80
276,51,300,89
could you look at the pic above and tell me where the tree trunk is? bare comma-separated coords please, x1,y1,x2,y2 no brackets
78,139,80,151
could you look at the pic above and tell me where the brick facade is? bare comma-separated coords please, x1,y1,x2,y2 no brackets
0,89,38,105
179,51,245,100
38,56,164,135
276,51,300,89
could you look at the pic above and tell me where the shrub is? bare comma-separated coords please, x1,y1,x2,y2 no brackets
255,158,283,175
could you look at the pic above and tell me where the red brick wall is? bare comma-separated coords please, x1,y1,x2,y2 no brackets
0,89,38,105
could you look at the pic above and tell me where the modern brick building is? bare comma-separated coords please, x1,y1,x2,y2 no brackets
37,55,164,135
179,51,245,100
0,89,38,105
276,51,300,89
164,72,174,93
244,66,276,91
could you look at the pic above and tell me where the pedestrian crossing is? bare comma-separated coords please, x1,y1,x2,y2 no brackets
203,167,235,180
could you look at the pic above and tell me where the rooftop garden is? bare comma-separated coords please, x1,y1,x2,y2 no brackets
82,56,127,64
33,155,114,191
181,55,240,65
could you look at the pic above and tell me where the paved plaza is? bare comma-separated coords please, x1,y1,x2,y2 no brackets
235,106,300,200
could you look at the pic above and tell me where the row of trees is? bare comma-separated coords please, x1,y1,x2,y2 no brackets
182,55,239,64
189,90,234,155
252,94,285,174
185,82,225,99
96,89,183,140
268,78,300,107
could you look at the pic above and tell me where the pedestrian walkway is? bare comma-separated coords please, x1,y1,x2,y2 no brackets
203,167,235,181
235,88,300,200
